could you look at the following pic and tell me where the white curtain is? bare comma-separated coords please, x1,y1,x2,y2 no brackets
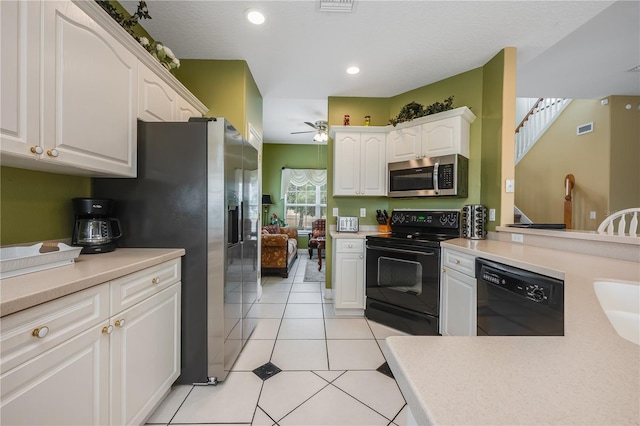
280,168,327,199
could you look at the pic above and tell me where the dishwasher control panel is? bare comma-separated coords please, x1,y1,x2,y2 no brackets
476,259,563,307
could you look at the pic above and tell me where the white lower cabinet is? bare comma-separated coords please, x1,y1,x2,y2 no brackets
110,283,181,425
333,239,365,316
0,283,110,425
0,259,182,426
440,248,477,336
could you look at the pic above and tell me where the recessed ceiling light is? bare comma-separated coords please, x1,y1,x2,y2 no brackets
346,66,360,75
245,9,266,25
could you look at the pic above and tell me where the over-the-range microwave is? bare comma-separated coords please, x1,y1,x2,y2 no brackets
388,154,468,198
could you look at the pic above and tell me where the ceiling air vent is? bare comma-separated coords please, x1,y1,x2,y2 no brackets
319,0,355,12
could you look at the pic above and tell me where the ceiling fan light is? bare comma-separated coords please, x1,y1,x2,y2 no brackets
314,131,328,143
346,66,360,75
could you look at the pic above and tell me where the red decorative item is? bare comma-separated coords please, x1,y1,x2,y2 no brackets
344,114,350,126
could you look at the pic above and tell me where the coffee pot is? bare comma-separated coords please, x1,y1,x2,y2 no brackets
72,198,122,254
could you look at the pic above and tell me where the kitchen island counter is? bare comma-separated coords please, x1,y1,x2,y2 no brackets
0,248,185,317
386,238,640,425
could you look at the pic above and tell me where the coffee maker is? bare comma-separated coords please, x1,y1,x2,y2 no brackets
72,198,122,254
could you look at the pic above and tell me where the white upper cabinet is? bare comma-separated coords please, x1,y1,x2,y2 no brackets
42,0,138,177
1,1,41,160
0,0,207,177
138,62,201,122
387,125,421,163
138,64,178,122
332,129,386,196
387,107,476,163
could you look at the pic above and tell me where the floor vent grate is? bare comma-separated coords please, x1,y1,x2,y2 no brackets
253,362,282,381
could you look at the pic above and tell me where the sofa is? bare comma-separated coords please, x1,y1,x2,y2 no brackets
261,225,298,277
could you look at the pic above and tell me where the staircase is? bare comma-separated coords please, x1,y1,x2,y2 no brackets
515,98,571,164
513,97,571,223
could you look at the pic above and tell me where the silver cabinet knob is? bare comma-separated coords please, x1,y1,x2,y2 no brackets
46,149,59,157
32,326,49,338
30,146,43,155
115,319,126,327
102,325,113,334
151,277,160,285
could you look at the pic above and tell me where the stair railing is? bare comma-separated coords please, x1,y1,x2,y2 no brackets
564,174,575,229
515,98,571,164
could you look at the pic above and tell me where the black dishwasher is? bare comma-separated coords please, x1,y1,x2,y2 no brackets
476,258,564,336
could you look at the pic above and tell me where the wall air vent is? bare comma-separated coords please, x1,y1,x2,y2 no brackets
319,0,355,12
577,122,594,136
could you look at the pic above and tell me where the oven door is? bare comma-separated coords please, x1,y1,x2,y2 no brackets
365,240,440,316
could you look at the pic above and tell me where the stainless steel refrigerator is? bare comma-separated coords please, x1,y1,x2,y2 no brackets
93,117,259,384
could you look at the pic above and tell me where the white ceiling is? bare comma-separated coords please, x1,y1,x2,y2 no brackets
123,1,640,144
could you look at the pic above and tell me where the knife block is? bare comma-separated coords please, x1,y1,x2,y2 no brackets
378,221,391,233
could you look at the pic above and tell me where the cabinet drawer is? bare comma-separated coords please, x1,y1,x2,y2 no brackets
0,283,109,374
335,239,363,253
443,249,475,277
110,259,181,314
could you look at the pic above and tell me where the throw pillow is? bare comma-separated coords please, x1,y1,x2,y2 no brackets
264,225,280,235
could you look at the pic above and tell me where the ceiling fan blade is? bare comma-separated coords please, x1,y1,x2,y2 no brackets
290,130,315,134
304,121,318,129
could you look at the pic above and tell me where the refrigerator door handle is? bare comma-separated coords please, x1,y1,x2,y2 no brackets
240,201,244,242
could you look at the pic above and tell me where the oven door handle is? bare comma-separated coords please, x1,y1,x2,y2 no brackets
367,245,437,256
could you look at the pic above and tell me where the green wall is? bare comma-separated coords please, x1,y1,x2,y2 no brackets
327,97,391,225
480,48,516,231
0,167,91,245
323,48,516,288
1,57,263,246
387,68,484,212
174,60,263,138
262,143,328,249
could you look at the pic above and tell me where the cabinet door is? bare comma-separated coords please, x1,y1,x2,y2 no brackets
334,254,365,310
421,116,463,158
42,1,137,177
138,63,177,122
333,132,361,196
0,0,40,160
110,283,181,425
359,133,386,196
441,268,476,336
387,125,421,163
176,96,201,121
0,325,110,426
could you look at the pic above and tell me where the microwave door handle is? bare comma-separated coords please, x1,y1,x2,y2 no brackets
433,160,440,194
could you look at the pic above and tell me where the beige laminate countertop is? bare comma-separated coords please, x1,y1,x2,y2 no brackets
0,248,185,317
386,238,640,425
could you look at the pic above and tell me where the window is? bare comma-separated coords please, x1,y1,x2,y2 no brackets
282,169,327,230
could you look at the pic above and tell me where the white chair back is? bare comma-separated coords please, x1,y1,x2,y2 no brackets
597,208,640,237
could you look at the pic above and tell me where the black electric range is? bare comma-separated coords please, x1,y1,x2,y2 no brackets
365,209,461,335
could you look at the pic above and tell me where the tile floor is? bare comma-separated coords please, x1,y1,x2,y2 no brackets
146,253,410,425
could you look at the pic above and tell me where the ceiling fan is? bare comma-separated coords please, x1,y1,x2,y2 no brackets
291,120,328,142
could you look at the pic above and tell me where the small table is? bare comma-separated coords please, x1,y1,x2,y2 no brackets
316,237,326,271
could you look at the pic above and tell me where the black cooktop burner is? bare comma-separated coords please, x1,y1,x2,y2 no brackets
366,210,461,248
